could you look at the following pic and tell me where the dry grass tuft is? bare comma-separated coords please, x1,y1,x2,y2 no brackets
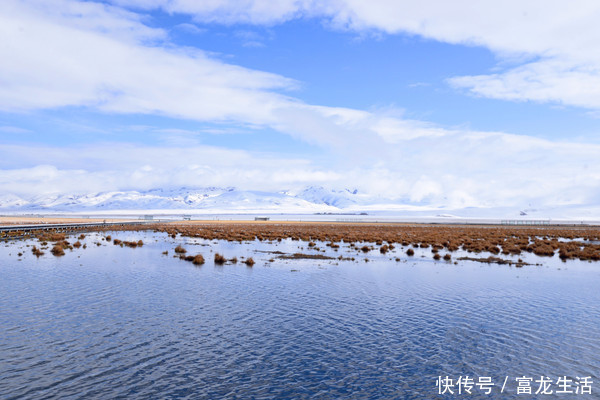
244,257,255,267
214,253,226,265
32,246,44,257
38,233,66,242
174,245,186,254
51,245,65,256
192,254,205,265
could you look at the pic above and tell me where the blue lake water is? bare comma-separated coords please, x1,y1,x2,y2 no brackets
1,231,600,399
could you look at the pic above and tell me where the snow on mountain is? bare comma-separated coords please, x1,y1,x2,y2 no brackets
0,187,342,213
0,194,28,208
294,186,360,208
1,187,598,221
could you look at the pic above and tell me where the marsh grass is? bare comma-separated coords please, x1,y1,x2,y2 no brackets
193,254,205,265
214,253,226,265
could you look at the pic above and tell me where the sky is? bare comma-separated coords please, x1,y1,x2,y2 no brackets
1,0,600,209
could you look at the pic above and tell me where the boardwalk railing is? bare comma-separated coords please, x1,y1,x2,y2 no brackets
0,221,153,233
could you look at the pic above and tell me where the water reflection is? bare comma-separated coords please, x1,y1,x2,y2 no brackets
1,232,599,399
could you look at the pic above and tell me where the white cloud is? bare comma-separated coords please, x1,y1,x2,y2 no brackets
0,143,342,197
112,0,313,25
109,0,600,110
0,0,456,151
2,128,600,209
0,0,296,122
449,59,600,109
2,0,600,209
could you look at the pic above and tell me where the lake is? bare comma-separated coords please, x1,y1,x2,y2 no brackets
1,231,599,399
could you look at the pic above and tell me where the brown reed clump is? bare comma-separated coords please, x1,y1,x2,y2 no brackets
214,253,226,265
78,234,85,240
406,248,415,256
51,244,65,256
532,242,555,257
32,246,44,257
433,253,441,260
73,241,81,248
229,257,238,264
192,254,205,265
38,233,66,242
443,253,452,261
137,240,144,247
54,239,72,250
244,257,255,267
113,239,122,245
174,245,186,254
380,244,389,254
361,245,370,253
105,235,112,241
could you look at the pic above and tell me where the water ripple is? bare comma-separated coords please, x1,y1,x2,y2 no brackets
1,232,599,398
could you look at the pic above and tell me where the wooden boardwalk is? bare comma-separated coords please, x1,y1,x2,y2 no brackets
0,221,152,233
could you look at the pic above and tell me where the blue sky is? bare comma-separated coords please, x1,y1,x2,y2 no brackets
2,0,600,209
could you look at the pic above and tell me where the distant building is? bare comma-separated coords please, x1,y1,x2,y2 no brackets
182,215,191,221
255,217,270,221
143,215,154,220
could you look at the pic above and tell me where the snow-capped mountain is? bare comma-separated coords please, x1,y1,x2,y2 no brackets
0,186,360,213
1,186,599,221
293,186,360,208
